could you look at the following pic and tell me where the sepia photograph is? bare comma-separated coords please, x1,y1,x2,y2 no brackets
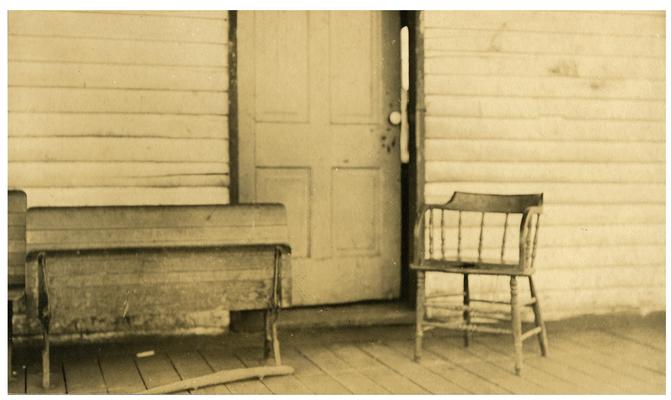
3,1,667,395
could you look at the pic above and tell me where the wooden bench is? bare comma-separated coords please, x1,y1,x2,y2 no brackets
24,203,292,389
8,190,27,380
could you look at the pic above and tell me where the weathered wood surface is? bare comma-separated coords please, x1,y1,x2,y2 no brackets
8,190,27,286
26,204,289,252
24,204,291,334
8,11,230,207
9,321,664,394
420,10,665,319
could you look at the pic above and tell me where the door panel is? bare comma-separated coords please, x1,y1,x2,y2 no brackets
238,11,401,305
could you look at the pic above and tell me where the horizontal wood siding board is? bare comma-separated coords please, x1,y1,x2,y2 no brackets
424,95,664,120
423,30,664,57
10,162,230,188
425,161,664,183
422,11,665,36
9,88,228,115
9,36,229,67
424,117,665,142
9,137,229,163
22,187,231,207
426,223,664,248
9,113,229,139
424,54,665,80
424,75,665,100
9,11,228,43
93,11,230,20
425,182,664,205
421,11,665,318
9,62,229,91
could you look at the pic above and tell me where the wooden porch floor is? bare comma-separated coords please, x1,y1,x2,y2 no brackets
9,319,665,394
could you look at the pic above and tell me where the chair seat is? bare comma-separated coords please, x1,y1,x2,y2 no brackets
411,258,532,276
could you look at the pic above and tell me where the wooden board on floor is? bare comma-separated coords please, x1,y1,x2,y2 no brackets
569,329,665,374
235,346,312,394
99,353,146,394
360,342,471,394
475,334,618,394
551,336,664,394
26,362,66,394
297,345,388,394
329,343,429,394
168,350,230,394
8,366,26,394
384,338,509,394
282,346,351,394
135,353,187,394
200,347,271,394
606,326,666,352
63,354,107,394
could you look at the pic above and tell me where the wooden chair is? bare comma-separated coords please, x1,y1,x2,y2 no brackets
411,192,548,375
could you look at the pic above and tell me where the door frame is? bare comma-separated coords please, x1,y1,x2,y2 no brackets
227,10,420,307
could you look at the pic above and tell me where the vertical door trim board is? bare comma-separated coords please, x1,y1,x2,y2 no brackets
228,10,239,204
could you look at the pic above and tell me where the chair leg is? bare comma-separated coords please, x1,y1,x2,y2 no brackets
463,274,471,347
510,276,523,376
414,271,425,362
528,276,549,356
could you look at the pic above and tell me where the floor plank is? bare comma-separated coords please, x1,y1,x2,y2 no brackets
200,346,271,394
606,326,666,352
468,337,584,394
476,334,619,394
384,338,509,394
99,353,146,394
424,337,548,394
298,345,388,394
282,346,351,394
359,342,470,394
8,365,26,394
25,357,66,395
235,346,312,394
169,350,229,394
134,353,187,394
62,353,107,394
567,329,665,374
547,338,662,394
330,342,429,394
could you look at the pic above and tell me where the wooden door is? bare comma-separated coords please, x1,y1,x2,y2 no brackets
238,11,401,305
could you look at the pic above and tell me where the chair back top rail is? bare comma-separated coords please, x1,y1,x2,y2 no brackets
436,192,543,214
26,203,290,254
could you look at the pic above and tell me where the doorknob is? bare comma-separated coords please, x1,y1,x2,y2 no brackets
388,111,402,126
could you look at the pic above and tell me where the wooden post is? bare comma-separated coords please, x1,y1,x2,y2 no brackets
263,310,272,361
42,330,50,389
510,276,522,375
414,271,425,362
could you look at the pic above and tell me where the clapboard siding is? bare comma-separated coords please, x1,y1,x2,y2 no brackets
8,11,230,207
420,11,665,319
425,54,665,80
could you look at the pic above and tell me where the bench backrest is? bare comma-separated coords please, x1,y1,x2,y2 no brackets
8,190,27,287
